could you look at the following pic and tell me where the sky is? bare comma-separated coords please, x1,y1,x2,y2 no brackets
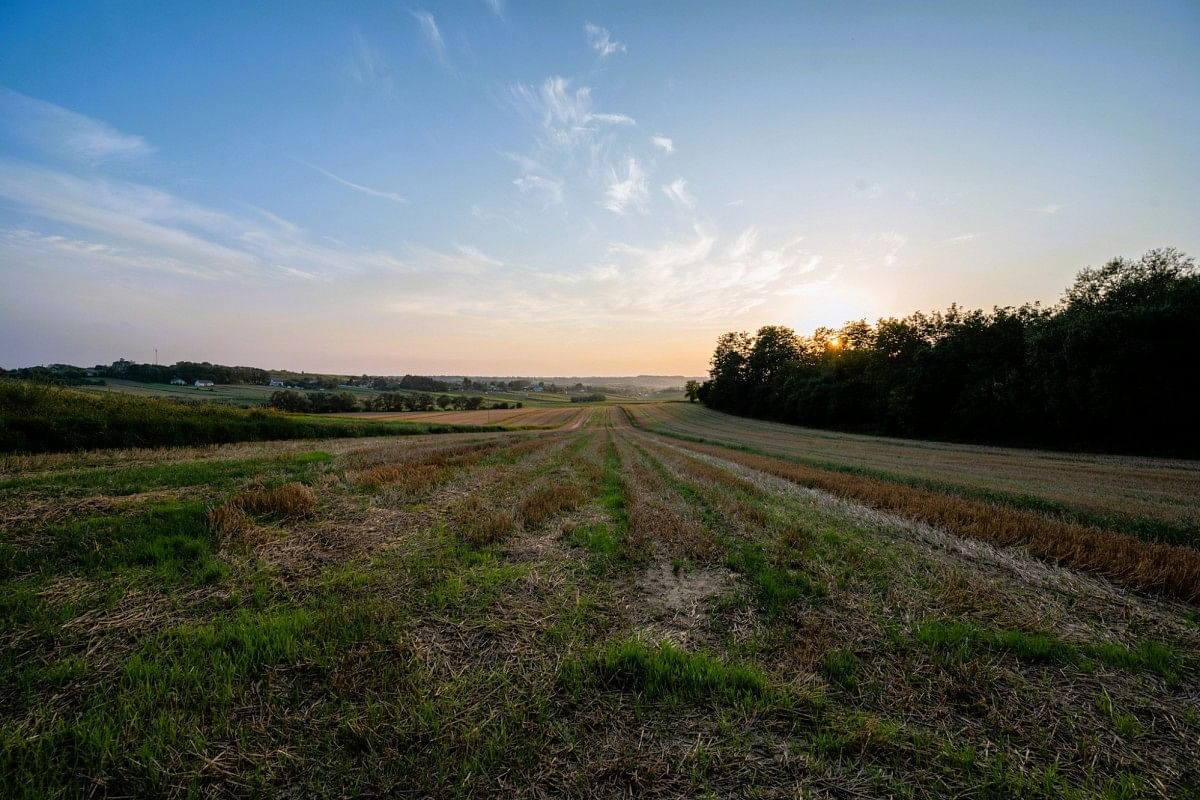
1,1,1198,376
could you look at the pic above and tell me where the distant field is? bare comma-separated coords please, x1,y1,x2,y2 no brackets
81,379,613,408
0,382,500,453
628,403,1200,543
81,378,297,405
339,406,590,429
3,396,1199,797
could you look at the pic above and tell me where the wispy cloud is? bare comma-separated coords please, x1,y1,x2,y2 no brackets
296,159,408,204
853,178,885,200
855,231,908,269
385,225,827,326
482,0,504,18
345,32,391,88
404,243,504,277
650,135,674,153
661,178,695,210
412,10,449,67
0,159,409,283
727,226,759,259
943,233,977,245
603,157,648,214
1037,203,1063,214
455,244,503,268
1,87,152,164
509,77,634,149
584,23,625,58
513,174,564,208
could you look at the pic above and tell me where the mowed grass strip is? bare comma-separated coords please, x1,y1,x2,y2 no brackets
667,439,1200,603
559,638,780,709
915,620,1185,685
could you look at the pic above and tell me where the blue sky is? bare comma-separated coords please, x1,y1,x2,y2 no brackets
1,1,1197,375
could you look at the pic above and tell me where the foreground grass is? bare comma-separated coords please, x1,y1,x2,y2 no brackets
1,426,1197,798
0,380,500,453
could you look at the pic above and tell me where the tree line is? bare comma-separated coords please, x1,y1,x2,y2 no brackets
697,248,1199,456
268,390,520,414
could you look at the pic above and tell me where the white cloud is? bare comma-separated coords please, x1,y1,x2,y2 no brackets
513,174,564,208
296,159,408,204
727,226,759,259
661,178,695,210
603,157,648,214
943,233,977,245
509,77,634,149
584,23,625,58
0,87,152,163
382,225,827,326
1038,203,1063,214
853,178,885,200
0,159,409,283
455,244,503,268
650,135,674,153
854,231,908,269
0,152,834,336
506,77,639,209
412,10,448,66
482,0,504,18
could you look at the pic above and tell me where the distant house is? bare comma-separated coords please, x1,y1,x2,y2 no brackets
268,379,285,387
194,379,215,389
170,378,187,386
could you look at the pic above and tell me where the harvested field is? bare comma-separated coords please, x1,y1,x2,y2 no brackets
2,416,1198,798
629,402,1200,542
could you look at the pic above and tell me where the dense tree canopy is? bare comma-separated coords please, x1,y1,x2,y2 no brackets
698,249,1199,456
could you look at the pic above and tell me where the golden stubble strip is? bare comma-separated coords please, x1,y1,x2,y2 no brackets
612,434,716,563
658,437,1200,603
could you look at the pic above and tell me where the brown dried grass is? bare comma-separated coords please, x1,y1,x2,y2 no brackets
229,482,317,521
518,482,587,527
616,440,717,563
354,463,451,494
205,504,263,548
451,496,516,547
673,439,1200,602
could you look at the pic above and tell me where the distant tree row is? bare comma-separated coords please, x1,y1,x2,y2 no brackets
570,393,606,403
698,248,1200,456
0,364,104,386
268,390,520,414
109,360,270,385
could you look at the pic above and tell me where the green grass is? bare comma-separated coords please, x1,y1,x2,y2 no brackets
725,541,824,614
0,598,399,798
0,450,332,496
916,620,1184,684
560,639,778,709
0,500,225,583
0,380,500,453
821,648,859,690
567,522,621,558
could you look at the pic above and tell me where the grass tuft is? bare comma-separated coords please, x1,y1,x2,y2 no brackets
451,497,516,547
518,482,587,527
560,639,778,708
